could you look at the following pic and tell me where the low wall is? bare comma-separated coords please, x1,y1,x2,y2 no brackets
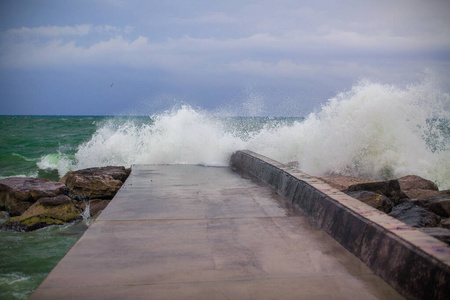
231,150,450,300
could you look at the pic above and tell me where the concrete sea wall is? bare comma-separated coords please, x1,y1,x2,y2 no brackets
231,150,450,300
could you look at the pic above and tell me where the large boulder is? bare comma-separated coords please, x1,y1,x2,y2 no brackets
397,175,440,199
3,195,82,231
345,179,407,205
398,175,439,191
411,195,450,218
60,166,130,200
346,190,393,213
0,177,68,216
388,202,441,228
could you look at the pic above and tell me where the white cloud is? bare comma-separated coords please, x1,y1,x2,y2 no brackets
1,0,450,89
4,25,92,37
1,24,131,41
172,11,236,24
1,24,449,79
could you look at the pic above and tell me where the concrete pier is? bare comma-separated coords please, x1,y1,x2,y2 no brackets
231,150,450,300
31,164,402,299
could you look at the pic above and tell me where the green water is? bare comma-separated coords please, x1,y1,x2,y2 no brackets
0,116,108,299
0,116,107,181
0,221,88,299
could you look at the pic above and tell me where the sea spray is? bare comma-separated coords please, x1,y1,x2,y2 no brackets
70,78,450,189
248,79,450,187
36,152,73,178
80,201,93,227
75,107,245,168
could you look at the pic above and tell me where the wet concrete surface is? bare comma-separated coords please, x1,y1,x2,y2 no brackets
31,165,403,299
231,150,450,300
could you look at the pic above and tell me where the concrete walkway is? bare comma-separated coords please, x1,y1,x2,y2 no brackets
31,165,403,299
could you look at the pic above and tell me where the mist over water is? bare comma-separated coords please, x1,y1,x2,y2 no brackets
70,78,450,189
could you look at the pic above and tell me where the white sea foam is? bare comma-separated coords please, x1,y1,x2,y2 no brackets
37,153,73,178
249,79,450,188
74,107,244,169
70,78,450,188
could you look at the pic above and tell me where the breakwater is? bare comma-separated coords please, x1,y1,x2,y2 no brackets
231,150,450,300
30,164,402,299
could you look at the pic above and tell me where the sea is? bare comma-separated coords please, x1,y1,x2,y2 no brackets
1,79,450,299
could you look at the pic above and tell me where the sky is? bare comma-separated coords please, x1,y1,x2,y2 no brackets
0,0,449,116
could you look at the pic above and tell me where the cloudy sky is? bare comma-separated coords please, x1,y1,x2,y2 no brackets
0,0,449,116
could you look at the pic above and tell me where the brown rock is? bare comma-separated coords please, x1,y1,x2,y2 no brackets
438,190,450,197
397,175,440,199
60,166,130,200
397,175,439,191
0,177,68,216
3,195,82,231
401,189,440,199
412,196,450,218
389,202,441,228
89,199,111,217
320,175,375,191
346,191,393,213
345,179,407,205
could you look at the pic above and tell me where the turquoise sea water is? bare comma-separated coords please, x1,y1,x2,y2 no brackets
0,221,87,300
0,116,113,181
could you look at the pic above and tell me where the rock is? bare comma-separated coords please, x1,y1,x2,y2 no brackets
441,218,450,230
0,177,68,216
0,211,8,219
397,175,439,199
389,202,441,228
320,175,375,191
400,189,439,200
60,166,130,200
77,199,111,218
3,195,82,231
89,199,111,217
397,175,439,191
419,228,450,246
346,179,407,205
411,195,450,218
346,191,393,213
438,190,450,197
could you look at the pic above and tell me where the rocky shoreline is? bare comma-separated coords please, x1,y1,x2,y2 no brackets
321,174,450,245
0,166,130,231
1,166,449,245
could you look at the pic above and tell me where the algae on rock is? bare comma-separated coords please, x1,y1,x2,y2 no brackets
4,195,82,231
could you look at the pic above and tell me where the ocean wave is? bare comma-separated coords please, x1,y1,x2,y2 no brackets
0,172,39,180
11,153,38,162
75,107,243,168
66,78,450,189
248,79,450,188
36,153,74,178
